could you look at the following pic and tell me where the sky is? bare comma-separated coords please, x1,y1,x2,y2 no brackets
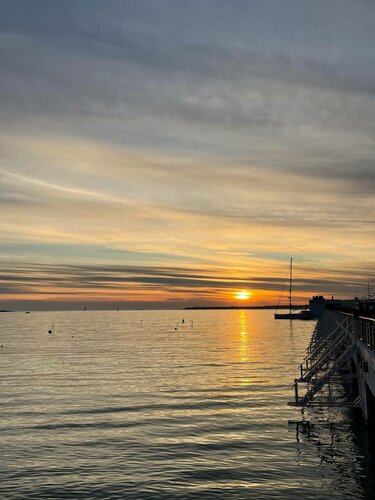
0,0,374,310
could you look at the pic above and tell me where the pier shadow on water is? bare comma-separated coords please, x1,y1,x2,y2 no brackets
291,407,375,498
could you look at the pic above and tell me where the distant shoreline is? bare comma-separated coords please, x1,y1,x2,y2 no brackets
0,305,309,313
184,305,309,310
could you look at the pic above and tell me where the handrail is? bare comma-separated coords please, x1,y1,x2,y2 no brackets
331,311,375,352
334,311,375,323
297,340,356,406
300,331,351,382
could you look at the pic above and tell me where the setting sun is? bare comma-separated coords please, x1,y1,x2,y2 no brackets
234,290,251,300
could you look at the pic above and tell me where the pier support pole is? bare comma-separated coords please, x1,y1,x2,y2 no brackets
294,380,299,404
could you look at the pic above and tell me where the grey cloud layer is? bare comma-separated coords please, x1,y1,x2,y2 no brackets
1,261,373,297
1,1,375,168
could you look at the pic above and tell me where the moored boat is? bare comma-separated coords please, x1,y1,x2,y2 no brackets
275,310,313,320
274,258,314,320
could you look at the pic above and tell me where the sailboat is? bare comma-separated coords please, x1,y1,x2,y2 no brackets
274,258,313,320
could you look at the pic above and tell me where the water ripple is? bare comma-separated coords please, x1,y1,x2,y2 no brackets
0,310,373,499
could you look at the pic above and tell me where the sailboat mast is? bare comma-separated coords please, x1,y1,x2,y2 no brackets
289,257,293,315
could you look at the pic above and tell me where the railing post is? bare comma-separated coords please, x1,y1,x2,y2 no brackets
294,380,299,404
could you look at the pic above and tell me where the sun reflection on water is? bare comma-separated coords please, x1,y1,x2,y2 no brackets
238,310,253,385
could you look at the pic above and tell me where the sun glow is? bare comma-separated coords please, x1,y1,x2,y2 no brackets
234,290,251,300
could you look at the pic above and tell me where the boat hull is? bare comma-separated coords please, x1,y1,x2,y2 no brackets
274,312,314,320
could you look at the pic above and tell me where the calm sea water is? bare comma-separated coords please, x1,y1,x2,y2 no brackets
1,309,375,499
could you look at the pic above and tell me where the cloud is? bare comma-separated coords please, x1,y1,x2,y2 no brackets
0,1,374,306
1,260,373,305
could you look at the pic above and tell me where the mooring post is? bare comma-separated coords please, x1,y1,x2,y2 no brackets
294,380,299,403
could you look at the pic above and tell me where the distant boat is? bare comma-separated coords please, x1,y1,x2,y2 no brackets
274,258,313,320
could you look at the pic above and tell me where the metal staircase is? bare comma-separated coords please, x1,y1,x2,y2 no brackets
289,312,359,407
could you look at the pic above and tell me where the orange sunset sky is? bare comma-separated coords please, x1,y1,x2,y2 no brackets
0,1,374,310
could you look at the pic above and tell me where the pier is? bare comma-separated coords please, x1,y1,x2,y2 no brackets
289,310,375,423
